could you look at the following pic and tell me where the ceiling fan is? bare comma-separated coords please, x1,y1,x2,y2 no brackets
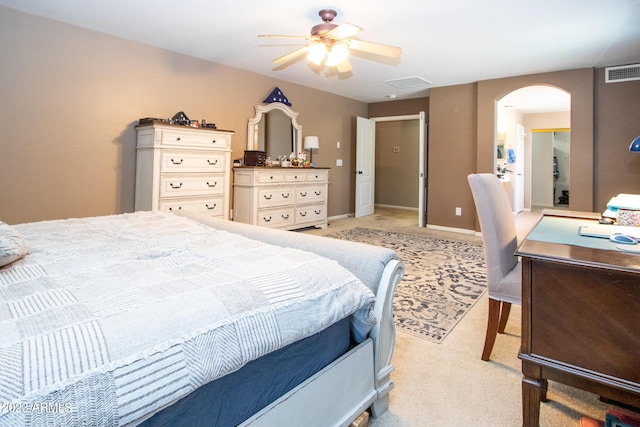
259,9,402,73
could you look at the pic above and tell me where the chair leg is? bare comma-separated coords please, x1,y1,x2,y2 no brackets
481,298,501,361
497,302,512,334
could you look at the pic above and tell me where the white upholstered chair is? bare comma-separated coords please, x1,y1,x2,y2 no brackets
467,173,522,361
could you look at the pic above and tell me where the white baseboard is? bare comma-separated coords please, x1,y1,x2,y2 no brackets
374,204,419,211
328,213,352,222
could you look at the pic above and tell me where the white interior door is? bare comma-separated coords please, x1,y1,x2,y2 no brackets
355,117,375,217
531,132,554,208
418,112,427,226
514,124,525,213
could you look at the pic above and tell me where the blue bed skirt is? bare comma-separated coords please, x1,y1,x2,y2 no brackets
140,317,351,427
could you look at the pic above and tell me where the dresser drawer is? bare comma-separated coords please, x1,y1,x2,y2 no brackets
295,204,326,225
161,151,226,173
306,170,329,182
256,171,285,183
257,207,295,228
258,186,294,208
284,171,307,182
162,130,231,149
159,197,224,216
295,185,326,204
159,174,224,198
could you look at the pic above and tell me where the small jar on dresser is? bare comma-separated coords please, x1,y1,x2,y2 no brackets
135,123,234,219
233,167,329,230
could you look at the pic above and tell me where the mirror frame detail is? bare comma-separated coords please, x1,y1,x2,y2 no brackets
247,103,302,157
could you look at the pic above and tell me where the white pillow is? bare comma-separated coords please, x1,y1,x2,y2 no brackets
0,221,29,267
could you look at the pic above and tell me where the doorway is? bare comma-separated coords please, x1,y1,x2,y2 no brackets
531,129,570,209
355,112,427,226
496,86,571,212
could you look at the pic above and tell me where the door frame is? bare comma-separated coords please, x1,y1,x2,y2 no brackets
356,112,427,226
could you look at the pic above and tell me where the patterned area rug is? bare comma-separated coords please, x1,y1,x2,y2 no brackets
331,227,487,343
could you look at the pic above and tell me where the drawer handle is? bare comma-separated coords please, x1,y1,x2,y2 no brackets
169,206,182,211
212,139,217,144
282,214,289,220
270,176,274,180
206,181,217,188
299,211,307,217
207,159,218,166
170,182,183,189
264,194,273,200
205,203,216,210
315,209,321,215
315,191,321,196
282,193,290,198
299,191,307,197
171,158,183,165
176,137,181,141
263,216,272,222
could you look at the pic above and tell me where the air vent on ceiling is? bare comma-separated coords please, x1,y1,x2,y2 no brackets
605,64,640,83
384,76,432,89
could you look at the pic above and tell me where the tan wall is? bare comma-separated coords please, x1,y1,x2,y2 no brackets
594,67,640,211
429,70,597,231
428,83,478,230
2,7,639,229
0,7,366,224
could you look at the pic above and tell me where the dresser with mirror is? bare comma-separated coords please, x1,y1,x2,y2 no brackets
233,102,329,230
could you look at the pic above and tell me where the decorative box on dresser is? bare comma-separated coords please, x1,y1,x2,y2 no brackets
135,123,234,219
233,167,329,230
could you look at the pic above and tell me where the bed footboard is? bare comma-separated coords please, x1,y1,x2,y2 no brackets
369,258,404,417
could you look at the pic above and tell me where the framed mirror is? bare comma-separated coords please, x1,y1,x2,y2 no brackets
247,103,302,160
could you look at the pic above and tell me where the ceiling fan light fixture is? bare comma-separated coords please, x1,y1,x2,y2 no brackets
307,42,327,65
325,43,349,67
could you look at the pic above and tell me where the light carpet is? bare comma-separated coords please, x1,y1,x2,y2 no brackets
330,227,487,343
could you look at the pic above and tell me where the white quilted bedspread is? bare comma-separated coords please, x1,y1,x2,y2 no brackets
0,212,376,426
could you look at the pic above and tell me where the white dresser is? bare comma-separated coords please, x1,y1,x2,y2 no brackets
233,167,329,230
135,123,234,219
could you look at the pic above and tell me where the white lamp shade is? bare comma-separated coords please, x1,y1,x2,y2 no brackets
304,136,319,150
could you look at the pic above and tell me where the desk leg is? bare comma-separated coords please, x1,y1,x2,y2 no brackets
522,363,548,427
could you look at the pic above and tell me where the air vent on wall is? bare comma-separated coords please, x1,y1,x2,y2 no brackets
605,64,640,83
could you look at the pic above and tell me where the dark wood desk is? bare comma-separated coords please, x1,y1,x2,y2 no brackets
516,214,640,426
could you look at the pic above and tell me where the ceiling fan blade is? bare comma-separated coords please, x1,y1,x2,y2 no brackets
347,39,402,57
272,46,309,64
258,34,312,40
335,59,353,73
327,23,362,40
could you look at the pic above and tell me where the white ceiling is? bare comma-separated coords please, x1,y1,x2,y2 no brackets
1,0,639,109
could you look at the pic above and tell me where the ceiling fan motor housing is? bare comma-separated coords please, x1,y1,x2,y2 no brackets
311,9,338,39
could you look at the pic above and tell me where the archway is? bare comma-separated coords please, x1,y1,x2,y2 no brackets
496,85,571,212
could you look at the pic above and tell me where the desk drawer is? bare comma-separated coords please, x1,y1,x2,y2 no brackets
530,259,640,384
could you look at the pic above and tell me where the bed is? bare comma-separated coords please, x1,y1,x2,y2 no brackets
0,211,403,426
